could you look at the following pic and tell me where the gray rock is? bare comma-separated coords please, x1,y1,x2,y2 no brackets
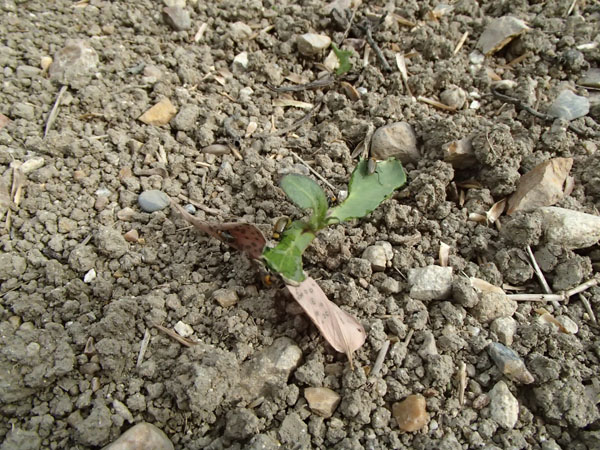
418,331,438,357
533,378,600,427
296,33,331,56
240,337,302,399
0,428,41,450
49,39,99,84
138,190,170,212
362,245,387,271
74,400,112,446
162,6,191,31
548,90,589,121
10,102,35,120
490,317,517,346
539,207,600,249
487,342,534,384
103,422,173,450
451,277,479,307
580,68,600,88
96,226,129,258
470,291,517,323
488,381,519,429
278,412,309,447
408,265,453,301
0,253,27,281
370,122,420,164
171,105,199,131
213,288,239,307
230,21,253,40
440,87,466,109
232,51,249,71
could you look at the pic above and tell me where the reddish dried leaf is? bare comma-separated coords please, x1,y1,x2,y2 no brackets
287,277,366,368
173,202,266,259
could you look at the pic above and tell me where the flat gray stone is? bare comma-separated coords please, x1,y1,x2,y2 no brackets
138,190,170,212
539,207,600,249
488,381,519,429
548,90,589,120
296,33,331,56
370,122,420,164
408,265,453,300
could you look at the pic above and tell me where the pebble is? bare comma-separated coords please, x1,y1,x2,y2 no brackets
487,342,534,384
123,229,139,243
440,87,466,109
471,291,517,323
477,16,529,55
392,394,429,432
117,207,137,221
96,226,129,258
507,158,572,214
83,268,96,284
49,39,99,84
580,68,600,89
138,98,177,126
138,190,170,212
304,387,341,418
232,51,249,71
183,204,196,214
362,245,388,271
418,331,438,357
488,381,519,429
19,156,45,174
370,122,420,164
174,321,194,338
212,288,239,307
451,277,479,308
296,33,331,56
278,412,310,447
556,315,578,334
162,6,191,31
538,207,600,249
230,21,253,40
407,265,453,301
490,317,517,346
104,422,174,450
548,90,589,121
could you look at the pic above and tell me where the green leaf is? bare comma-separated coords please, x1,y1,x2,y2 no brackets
328,158,407,223
332,43,352,76
280,174,328,228
262,221,315,282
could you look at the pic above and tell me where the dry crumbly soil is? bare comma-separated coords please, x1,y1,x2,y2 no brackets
1,0,600,449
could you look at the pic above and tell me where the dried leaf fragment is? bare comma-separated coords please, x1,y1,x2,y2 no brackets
286,277,366,368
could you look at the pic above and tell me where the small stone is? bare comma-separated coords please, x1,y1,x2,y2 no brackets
477,16,529,56
538,207,600,249
230,21,253,40
408,265,453,301
488,381,519,429
304,387,341,418
163,0,186,7
138,98,177,126
112,399,134,424
40,56,53,71
392,394,429,432
490,317,517,346
296,33,331,56
440,87,466,109
49,39,99,84
487,342,534,384
10,102,35,121
171,105,200,131
418,331,438,357
379,276,401,294
123,229,139,243
470,291,517,323
162,6,191,31
104,422,174,450
443,136,476,169
451,277,479,307
362,245,387,271
174,321,193,338
213,288,239,307
507,158,573,214
580,68,600,89
183,204,196,214
117,207,137,221
20,157,45,174
548,90,589,121
370,122,420,164
68,245,97,272
84,269,96,283
232,51,249,71
96,226,129,258
138,190,170,212
556,315,578,334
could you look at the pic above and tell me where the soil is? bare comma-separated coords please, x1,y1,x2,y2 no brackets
1,0,600,449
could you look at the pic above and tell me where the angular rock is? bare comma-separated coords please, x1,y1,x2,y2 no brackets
138,99,177,126
304,387,341,418
370,122,420,164
440,87,466,109
507,158,572,214
296,33,331,56
96,226,129,258
1,428,42,450
488,381,519,429
213,288,238,307
49,39,99,84
230,22,253,40
490,317,517,346
477,16,529,56
103,422,174,450
162,6,191,31
580,68,600,89
443,136,476,169
278,412,309,447
451,277,479,307
174,321,193,338
232,51,249,71
362,245,387,271
538,207,600,249
240,337,302,399
392,394,429,432
487,342,534,384
470,285,517,323
138,190,170,213
123,229,139,243
74,400,112,446
548,90,589,121
408,265,453,301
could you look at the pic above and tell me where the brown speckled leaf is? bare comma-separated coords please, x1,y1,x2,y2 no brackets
173,202,266,259
287,277,366,368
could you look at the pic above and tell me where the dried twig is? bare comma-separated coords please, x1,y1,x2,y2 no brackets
418,96,457,112
136,328,151,368
526,245,558,308
579,294,597,324
453,31,469,55
266,76,334,93
357,16,391,72
177,194,221,216
508,277,599,302
370,339,390,378
44,85,68,138
255,100,323,138
290,150,337,194
457,361,467,406
153,323,198,347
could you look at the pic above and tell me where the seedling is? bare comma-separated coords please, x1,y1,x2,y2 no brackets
332,42,353,76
